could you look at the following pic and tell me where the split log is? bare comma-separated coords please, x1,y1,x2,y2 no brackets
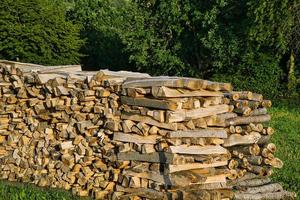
168,161,228,173
223,132,261,147
168,145,228,155
152,86,223,98
166,105,229,122
117,152,174,163
168,129,227,138
121,96,180,111
121,113,177,130
113,132,161,144
123,77,211,90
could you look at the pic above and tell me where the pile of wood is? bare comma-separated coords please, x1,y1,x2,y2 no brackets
0,60,296,200
114,78,235,199
220,91,296,199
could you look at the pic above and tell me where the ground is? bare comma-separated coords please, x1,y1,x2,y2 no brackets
0,100,299,200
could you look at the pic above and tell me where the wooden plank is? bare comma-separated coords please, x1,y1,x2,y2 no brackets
0,60,82,73
113,132,161,144
37,65,82,73
166,104,229,122
152,86,223,98
168,129,227,138
121,96,179,111
117,152,174,163
168,145,228,155
124,170,206,186
93,70,151,81
123,77,208,90
122,78,185,89
203,174,227,184
169,161,228,173
121,113,177,131
34,73,67,84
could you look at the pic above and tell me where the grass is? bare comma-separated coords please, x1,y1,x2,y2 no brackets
0,100,299,199
269,99,300,198
0,180,89,200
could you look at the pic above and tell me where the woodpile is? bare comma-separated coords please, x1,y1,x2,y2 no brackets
0,60,296,200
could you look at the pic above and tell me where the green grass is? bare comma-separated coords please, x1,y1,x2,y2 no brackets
0,180,88,200
0,100,299,199
269,100,300,198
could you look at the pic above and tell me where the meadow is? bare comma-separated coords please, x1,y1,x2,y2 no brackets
0,100,299,200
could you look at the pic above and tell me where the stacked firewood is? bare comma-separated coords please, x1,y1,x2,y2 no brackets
112,78,235,199
0,60,151,199
221,91,296,199
0,60,296,200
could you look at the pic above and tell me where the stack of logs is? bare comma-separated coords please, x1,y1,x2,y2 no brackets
0,60,296,200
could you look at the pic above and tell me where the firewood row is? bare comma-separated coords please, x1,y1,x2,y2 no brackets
0,60,296,200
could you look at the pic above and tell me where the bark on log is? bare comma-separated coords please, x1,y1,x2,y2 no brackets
226,115,271,126
234,191,296,200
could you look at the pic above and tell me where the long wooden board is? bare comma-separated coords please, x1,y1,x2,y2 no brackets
117,152,174,163
113,132,161,144
152,86,223,98
121,96,180,111
169,161,228,173
166,104,229,122
123,170,206,186
168,145,228,155
123,77,211,90
168,129,227,138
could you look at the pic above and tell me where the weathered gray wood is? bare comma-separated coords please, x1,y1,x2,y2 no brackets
250,108,268,116
113,132,161,144
234,191,296,200
168,129,227,138
123,170,206,186
117,152,174,163
121,96,180,111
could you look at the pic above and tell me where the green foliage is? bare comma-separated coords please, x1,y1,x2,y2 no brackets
119,0,295,97
0,0,83,65
67,0,133,70
213,52,283,96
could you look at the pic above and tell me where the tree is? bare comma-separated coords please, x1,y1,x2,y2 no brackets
67,0,133,71
119,0,295,97
0,0,83,65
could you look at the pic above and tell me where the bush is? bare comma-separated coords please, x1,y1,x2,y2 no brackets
0,0,83,65
213,53,283,98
